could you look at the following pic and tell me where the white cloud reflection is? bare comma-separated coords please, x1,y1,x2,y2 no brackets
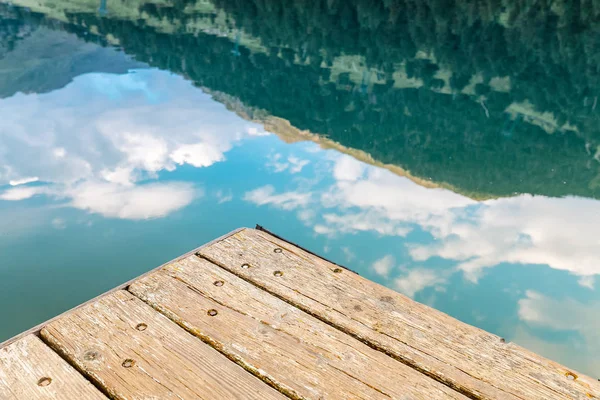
244,185,311,210
516,290,600,374
408,195,600,283
324,156,600,283
0,186,44,201
267,153,310,174
0,69,267,219
9,177,39,186
246,151,600,288
65,181,198,220
394,269,447,298
320,155,475,238
371,254,395,277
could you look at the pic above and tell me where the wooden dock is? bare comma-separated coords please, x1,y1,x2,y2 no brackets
1,227,598,400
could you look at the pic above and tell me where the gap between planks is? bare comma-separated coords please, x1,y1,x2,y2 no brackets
39,290,287,400
3,227,598,400
11,227,470,400
198,228,600,400
128,255,468,399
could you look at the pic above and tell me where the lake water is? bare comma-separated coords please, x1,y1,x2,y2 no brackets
1,0,599,377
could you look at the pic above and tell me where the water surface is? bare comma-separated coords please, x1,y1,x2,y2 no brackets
0,0,599,377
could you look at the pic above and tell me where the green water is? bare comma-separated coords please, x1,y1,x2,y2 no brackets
0,0,599,377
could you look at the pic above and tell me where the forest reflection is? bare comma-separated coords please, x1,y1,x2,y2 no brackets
1,0,599,199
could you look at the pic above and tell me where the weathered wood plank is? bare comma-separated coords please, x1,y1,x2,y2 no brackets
0,335,107,400
130,255,469,400
40,290,286,400
199,228,600,400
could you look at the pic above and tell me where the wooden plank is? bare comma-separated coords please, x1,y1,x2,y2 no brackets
0,335,107,400
129,256,470,400
40,290,286,400
199,228,600,400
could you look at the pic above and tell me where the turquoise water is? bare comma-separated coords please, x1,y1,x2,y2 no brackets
1,1,599,377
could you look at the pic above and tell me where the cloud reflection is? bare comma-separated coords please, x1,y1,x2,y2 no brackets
244,151,600,290
410,195,600,283
0,69,267,219
324,156,600,284
517,290,600,374
244,185,312,211
66,181,198,220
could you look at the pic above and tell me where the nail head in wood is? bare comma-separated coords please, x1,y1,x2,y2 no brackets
84,350,99,361
274,248,282,253
122,359,135,368
213,280,224,287
208,309,218,316
273,271,283,277
333,268,343,273
241,263,250,269
136,323,148,331
37,377,52,387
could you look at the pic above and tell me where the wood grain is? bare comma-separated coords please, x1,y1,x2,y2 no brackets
130,255,469,400
0,334,106,400
40,290,286,400
199,228,600,400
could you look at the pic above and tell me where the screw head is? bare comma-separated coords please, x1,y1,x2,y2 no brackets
274,248,282,253
37,377,52,387
241,263,250,269
333,268,343,273
122,359,135,368
213,280,224,287
136,323,148,331
84,350,99,361
566,372,577,381
273,271,283,277
207,309,218,316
